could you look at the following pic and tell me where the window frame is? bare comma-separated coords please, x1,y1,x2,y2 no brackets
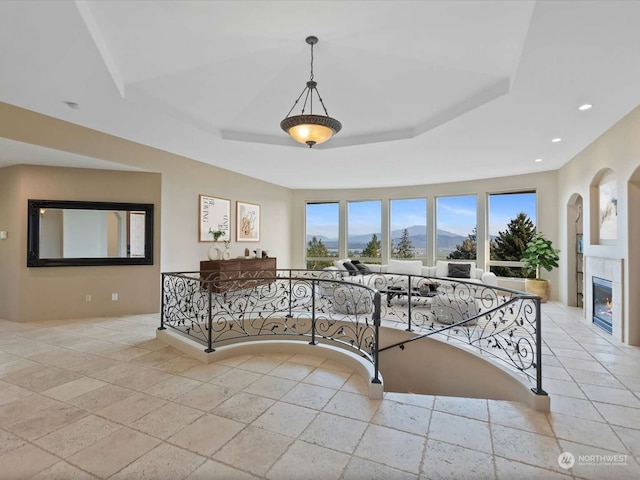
389,197,427,262
347,199,383,263
304,201,340,269
435,194,478,261
486,189,537,277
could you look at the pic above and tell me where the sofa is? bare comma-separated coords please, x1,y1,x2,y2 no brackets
427,260,497,287
322,259,497,316
328,258,497,288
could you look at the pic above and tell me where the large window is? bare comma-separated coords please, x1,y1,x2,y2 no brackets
304,192,537,274
488,191,537,277
305,202,339,269
436,195,477,260
390,198,427,260
348,200,382,262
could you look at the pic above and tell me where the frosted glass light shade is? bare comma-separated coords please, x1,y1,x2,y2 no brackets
281,114,342,147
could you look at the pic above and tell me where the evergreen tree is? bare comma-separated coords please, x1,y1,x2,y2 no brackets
392,228,415,258
447,226,477,260
362,233,381,259
306,236,332,269
490,212,536,277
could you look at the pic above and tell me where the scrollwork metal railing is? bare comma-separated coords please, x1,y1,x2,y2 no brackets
352,271,545,395
159,268,545,397
160,269,382,383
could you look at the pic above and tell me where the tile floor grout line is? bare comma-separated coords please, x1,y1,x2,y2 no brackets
1,304,640,479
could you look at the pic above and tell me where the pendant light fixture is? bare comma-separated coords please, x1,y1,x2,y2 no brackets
280,36,342,148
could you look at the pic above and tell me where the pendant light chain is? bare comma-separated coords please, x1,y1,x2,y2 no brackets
307,40,315,115
315,88,330,117
309,41,315,81
309,39,331,117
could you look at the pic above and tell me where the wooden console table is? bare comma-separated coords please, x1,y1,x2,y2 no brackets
200,257,276,293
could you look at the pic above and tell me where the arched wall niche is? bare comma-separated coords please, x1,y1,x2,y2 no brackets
566,193,584,308
626,166,640,345
589,168,618,246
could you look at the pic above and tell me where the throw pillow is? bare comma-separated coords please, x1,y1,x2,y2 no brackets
343,261,359,275
436,260,476,277
355,263,372,275
448,263,471,278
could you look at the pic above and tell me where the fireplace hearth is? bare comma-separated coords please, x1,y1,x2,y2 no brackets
593,277,613,334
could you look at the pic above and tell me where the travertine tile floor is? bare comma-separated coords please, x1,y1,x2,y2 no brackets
0,302,639,479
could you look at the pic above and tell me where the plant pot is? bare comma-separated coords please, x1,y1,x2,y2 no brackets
525,278,550,303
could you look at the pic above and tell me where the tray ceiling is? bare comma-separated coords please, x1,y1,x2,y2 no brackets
1,1,640,189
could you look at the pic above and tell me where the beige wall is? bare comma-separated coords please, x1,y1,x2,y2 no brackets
292,170,560,299
0,165,161,322
6,99,640,333
0,103,293,274
0,103,293,322
0,167,21,320
153,158,292,273
558,104,640,344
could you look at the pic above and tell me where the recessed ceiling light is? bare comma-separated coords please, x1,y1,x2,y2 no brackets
551,137,562,143
535,158,543,163
63,101,79,110
578,104,592,111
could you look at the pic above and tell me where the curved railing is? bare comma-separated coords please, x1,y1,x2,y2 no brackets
160,269,383,383
159,268,545,397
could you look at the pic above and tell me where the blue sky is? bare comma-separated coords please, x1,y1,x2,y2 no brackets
306,202,339,238
307,193,536,238
487,193,537,236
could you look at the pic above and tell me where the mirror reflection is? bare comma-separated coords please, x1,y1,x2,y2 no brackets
27,200,154,267
39,208,146,259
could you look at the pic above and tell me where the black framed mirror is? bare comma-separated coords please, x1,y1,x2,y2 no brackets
27,199,154,267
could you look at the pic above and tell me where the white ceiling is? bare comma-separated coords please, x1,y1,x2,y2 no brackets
1,0,640,189
0,138,142,172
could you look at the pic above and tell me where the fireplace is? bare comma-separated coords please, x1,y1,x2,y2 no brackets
592,277,613,334
585,257,622,341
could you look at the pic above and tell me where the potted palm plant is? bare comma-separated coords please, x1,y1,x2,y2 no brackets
521,232,560,303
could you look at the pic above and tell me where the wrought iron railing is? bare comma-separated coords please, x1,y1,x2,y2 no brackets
160,268,546,397
343,271,545,395
160,269,383,383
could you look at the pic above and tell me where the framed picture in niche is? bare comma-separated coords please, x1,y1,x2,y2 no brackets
199,195,231,242
598,179,617,244
236,201,260,242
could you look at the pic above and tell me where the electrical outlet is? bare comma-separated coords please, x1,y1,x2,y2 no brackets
111,293,118,301
85,294,92,303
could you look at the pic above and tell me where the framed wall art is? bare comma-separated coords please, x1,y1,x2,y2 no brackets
199,195,231,242
236,201,260,242
598,178,617,244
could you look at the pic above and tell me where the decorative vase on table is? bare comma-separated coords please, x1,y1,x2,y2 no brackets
207,245,222,260
222,248,231,260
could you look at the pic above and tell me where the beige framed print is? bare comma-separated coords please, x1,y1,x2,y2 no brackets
199,195,231,242
236,201,260,242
